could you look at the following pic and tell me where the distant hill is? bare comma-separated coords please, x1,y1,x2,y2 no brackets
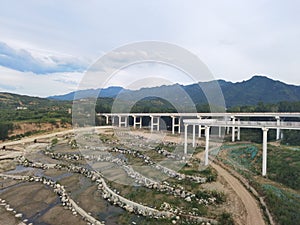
220,76,300,107
0,92,55,109
49,75,300,107
48,86,126,101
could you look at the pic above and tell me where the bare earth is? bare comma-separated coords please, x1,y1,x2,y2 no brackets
211,163,265,225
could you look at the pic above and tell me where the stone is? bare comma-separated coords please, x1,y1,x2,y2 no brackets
15,213,22,218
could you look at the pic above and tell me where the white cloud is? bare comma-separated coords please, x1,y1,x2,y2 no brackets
0,66,83,97
0,41,88,74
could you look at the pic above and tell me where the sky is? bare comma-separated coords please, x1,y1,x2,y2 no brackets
0,0,299,97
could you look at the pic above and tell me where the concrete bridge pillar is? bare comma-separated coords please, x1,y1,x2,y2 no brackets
204,126,210,166
262,127,269,176
198,117,202,138
133,116,142,129
105,115,109,125
171,116,181,134
276,116,281,140
231,116,236,142
184,124,188,154
112,116,115,125
198,125,202,138
237,119,241,141
118,115,128,128
150,116,160,132
192,124,196,147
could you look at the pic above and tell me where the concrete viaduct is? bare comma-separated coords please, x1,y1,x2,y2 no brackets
98,112,300,176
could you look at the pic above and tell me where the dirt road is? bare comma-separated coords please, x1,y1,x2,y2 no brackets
0,126,113,148
211,163,265,225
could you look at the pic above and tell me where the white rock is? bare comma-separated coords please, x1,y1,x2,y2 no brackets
15,213,22,218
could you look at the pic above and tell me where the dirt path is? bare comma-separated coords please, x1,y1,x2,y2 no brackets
0,126,113,148
210,162,265,225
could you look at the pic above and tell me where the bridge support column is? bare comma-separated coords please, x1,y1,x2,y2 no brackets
219,126,222,137
172,116,181,134
150,116,160,132
184,124,188,154
198,117,202,138
226,125,230,134
205,126,210,166
112,116,115,125
237,127,241,141
237,119,241,141
118,116,128,127
198,125,202,138
276,116,281,140
105,115,109,125
192,125,196,147
133,116,142,129
231,117,236,142
262,128,269,176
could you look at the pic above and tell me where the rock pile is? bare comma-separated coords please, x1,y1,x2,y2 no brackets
0,197,30,225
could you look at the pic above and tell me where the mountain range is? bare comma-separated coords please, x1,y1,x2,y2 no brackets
48,76,300,107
